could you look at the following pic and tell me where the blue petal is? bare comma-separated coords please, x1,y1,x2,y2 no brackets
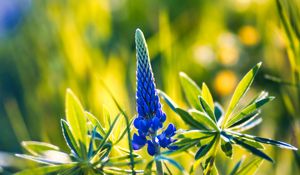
151,117,161,131
133,117,142,129
165,123,176,137
147,140,156,156
132,133,147,146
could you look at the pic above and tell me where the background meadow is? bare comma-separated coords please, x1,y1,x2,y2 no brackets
0,0,299,174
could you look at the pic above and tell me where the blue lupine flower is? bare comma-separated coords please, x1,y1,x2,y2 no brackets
132,28,177,156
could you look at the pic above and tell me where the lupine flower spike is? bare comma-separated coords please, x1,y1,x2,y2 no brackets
132,29,177,156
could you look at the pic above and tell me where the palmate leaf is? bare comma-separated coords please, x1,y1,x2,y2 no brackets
226,96,274,128
179,72,203,111
65,89,88,152
85,111,106,136
21,141,59,156
15,164,76,175
222,62,262,126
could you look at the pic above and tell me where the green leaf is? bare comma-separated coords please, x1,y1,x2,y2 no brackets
155,155,187,174
201,83,214,112
195,136,217,160
229,157,245,175
222,62,262,127
176,108,208,129
214,103,224,122
21,141,59,156
235,157,263,175
15,164,76,175
158,90,178,111
228,131,297,150
179,72,203,111
226,96,274,127
61,119,80,157
228,112,260,129
221,137,233,158
232,137,273,162
176,130,215,140
85,111,106,136
65,89,87,151
189,109,218,130
144,160,155,175
199,97,217,123
93,114,120,160
16,152,71,165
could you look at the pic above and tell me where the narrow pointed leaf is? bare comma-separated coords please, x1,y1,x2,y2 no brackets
222,62,262,126
235,157,263,175
65,89,87,149
15,164,76,175
189,109,218,130
176,130,215,140
179,72,203,111
176,108,208,129
155,155,187,174
21,141,59,156
229,157,245,175
202,83,214,111
61,119,80,157
199,96,216,122
214,103,224,122
195,136,217,160
158,90,178,111
226,96,274,127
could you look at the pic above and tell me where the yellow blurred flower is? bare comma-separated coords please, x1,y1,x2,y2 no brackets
214,70,237,96
238,25,260,46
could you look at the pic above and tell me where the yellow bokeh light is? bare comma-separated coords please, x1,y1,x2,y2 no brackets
214,70,238,96
238,25,260,46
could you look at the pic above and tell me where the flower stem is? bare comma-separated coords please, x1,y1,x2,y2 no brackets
154,135,163,175
155,158,164,175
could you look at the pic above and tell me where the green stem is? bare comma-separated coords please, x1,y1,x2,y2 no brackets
155,150,164,175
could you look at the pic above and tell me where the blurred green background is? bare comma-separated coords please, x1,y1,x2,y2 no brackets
0,0,299,174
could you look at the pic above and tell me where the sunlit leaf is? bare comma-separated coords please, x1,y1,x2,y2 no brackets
158,90,178,111
155,155,187,174
176,130,215,140
226,96,274,127
21,141,59,157
65,89,87,151
179,72,203,111
61,119,80,157
195,136,217,160
201,83,214,112
235,157,263,175
222,62,262,126
199,96,216,122
15,164,76,175
229,157,245,175
189,109,218,130
176,108,208,129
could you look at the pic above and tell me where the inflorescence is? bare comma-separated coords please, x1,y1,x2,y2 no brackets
132,29,177,156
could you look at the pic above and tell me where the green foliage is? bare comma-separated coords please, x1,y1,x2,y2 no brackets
16,89,142,174
160,63,297,174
